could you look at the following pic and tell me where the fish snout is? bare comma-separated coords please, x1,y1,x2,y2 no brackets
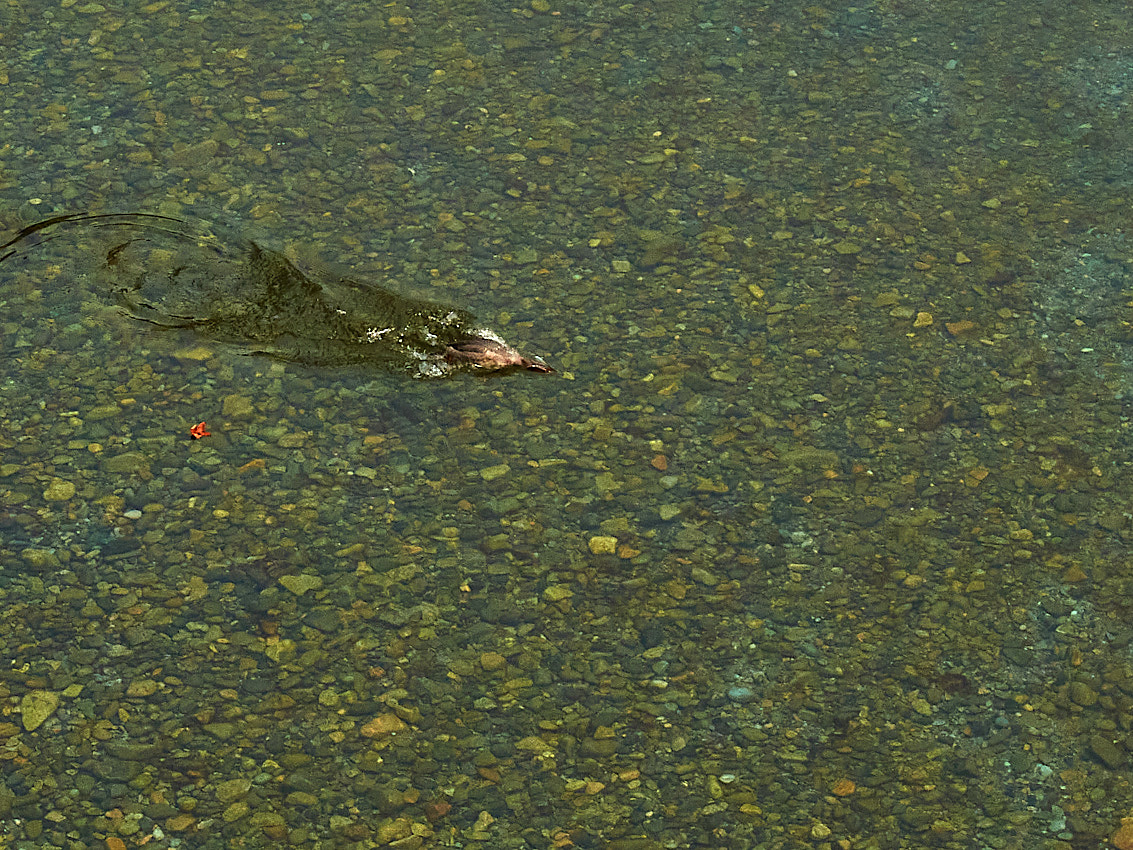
521,356,554,373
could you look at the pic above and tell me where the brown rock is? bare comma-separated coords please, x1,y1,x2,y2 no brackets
20,690,59,731
479,652,507,671
375,817,413,844
1113,818,1133,850
165,814,195,831
360,713,408,737
945,320,977,336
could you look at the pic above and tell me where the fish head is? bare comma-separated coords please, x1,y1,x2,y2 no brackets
444,336,554,373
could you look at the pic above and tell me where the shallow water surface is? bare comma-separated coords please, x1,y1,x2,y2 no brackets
1,0,1132,848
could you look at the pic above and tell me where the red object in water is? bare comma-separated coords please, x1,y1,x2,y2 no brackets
189,421,211,439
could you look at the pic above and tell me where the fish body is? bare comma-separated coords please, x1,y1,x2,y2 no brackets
0,212,554,378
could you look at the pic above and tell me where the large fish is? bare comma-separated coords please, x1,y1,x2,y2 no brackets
0,212,554,378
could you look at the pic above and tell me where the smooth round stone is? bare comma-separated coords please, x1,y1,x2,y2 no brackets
727,686,755,703
43,478,76,501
